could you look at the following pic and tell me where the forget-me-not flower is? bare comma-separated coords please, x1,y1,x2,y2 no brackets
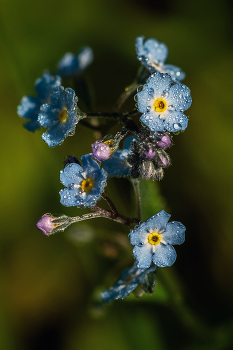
60,154,107,208
38,86,83,147
101,262,156,302
17,73,61,131
135,71,192,133
129,210,185,268
57,46,93,78
135,36,186,82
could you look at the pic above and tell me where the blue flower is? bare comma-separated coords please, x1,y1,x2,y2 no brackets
135,36,185,82
101,262,156,302
57,46,93,78
38,86,83,147
129,210,185,268
102,136,136,177
17,73,61,131
59,154,107,208
135,71,192,133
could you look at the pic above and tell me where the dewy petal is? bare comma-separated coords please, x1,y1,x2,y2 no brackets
135,36,145,57
63,88,76,110
145,72,172,97
164,111,188,133
144,38,168,64
162,64,186,82
152,243,177,267
166,83,192,111
59,188,79,207
163,221,185,245
60,163,83,187
146,210,171,232
35,73,61,100
50,86,67,109
81,154,100,174
129,221,149,245
38,104,60,127
133,245,153,269
140,112,166,132
17,96,41,119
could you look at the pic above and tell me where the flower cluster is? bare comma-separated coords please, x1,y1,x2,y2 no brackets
18,36,191,303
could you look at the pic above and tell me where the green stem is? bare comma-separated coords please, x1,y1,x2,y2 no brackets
114,81,140,112
131,178,141,221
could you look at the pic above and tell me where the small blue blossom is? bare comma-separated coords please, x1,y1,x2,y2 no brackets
129,210,185,268
135,71,192,133
57,46,93,78
38,86,83,147
101,262,156,302
135,36,185,82
59,154,107,208
17,73,61,131
102,136,136,177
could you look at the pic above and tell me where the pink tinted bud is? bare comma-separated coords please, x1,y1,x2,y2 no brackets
157,135,171,149
144,147,156,159
36,215,54,235
91,141,111,161
159,155,170,167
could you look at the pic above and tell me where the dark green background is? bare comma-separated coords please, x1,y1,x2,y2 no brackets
1,0,233,349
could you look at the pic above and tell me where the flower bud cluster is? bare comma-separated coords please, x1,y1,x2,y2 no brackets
127,130,171,181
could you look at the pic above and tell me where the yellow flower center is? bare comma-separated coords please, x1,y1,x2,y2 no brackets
59,108,68,123
154,98,167,112
81,178,94,193
148,232,162,245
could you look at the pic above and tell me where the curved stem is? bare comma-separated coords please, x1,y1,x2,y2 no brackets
114,81,139,112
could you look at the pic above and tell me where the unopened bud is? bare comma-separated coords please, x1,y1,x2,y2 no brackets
157,134,171,149
140,160,155,179
144,147,156,159
36,213,72,236
91,140,112,161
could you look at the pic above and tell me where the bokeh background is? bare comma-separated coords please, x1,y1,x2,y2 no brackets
1,0,233,349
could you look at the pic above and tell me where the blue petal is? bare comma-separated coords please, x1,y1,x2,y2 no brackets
140,112,166,132
60,163,83,187
38,104,60,126
57,53,79,78
162,64,186,82
81,154,100,174
35,73,61,100
77,46,93,70
164,111,188,132
102,150,130,177
166,84,192,111
41,122,73,147
133,245,152,269
101,262,156,302
146,210,171,232
17,96,41,131
152,243,176,267
50,86,67,109
123,135,138,150
17,96,41,119
129,221,148,245
143,38,168,64
163,221,185,245
59,188,79,207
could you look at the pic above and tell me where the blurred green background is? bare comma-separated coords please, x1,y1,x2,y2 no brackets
1,0,233,349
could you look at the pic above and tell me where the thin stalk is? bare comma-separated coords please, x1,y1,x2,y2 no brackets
114,81,139,112
131,178,141,221
101,193,118,216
